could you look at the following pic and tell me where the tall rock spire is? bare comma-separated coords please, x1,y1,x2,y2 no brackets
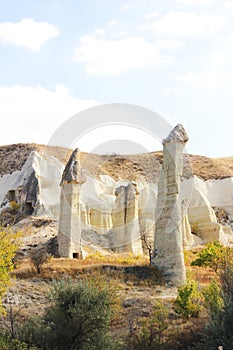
152,124,188,286
61,148,86,185
58,148,85,259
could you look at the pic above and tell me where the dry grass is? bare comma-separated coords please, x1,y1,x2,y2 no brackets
184,248,216,286
14,248,216,288
189,154,233,180
84,251,149,265
9,254,166,334
13,253,162,287
8,251,217,348
1,143,232,180
0,143,71,176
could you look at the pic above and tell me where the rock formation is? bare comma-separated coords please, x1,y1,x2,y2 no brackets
188,186,226,244
152,124,188,286
58,149,85,258
58,151,144,257
0,148,66,218
110,183,142,254
0,141,233,271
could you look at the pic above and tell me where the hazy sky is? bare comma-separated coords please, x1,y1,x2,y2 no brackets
0,0,232,157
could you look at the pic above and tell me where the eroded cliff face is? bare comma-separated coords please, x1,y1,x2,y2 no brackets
0,150,65,219
58,152,148,257
58,127,233,272
0,142,233,261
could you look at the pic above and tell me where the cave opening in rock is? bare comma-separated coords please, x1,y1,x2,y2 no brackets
24,202,34,215
8,190,16,201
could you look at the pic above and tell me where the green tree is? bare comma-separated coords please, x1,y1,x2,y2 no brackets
202,279,224,315
191,242,224,272
20,279,118,350
175,279,202,319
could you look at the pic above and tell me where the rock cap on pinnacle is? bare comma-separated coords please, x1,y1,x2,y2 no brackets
163,124,189,145
61,148,86,185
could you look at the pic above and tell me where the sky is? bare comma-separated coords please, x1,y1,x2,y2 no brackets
0,0,233,157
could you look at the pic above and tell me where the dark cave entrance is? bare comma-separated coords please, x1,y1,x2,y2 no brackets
24,202,34,215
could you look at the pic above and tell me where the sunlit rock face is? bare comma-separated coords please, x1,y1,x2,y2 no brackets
110,183,142,254
0,139,233,276
57,125,233,266
152,124,188,286
188,177,233,244
58,150,146,258
58,149,85,258
0,150,64,217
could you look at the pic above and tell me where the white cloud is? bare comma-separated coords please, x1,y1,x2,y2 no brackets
151,12,226,37
163,87,183,97
222,34,233,48
122,4,131,11
175,69,233,88
146,12,160,20
0,84,97,146
94,28,105,36
75,35,170,76
177,0,214,5
156,39,184,49
108,20,118,27
0,18,59,51
209,52,227,65
224,1,233,10
112,31,129,39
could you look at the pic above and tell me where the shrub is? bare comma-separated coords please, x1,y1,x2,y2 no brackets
190,259,233,349
0,226,21,313
20,279,118,350
139,301,169,349
175,279,202,319
125,301,170,350
29,248,51,273
191,242,225,272
202,279,224,315
9,201,20,212
0,334,40,350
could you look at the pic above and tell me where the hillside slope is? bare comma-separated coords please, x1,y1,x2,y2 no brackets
0,143,233,180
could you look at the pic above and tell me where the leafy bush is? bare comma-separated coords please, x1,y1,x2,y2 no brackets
20,279,118,350
175,279,202,319
202,279,224,315
190,259,233,349
9,201,20,212
0,334,40,350
139,301,169,349
29,248,51,273
125,301,170,350
0,226,21,313
191,242,224,272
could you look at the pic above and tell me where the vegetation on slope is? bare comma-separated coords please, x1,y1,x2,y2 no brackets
0,239,233,349
0,226,21,313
